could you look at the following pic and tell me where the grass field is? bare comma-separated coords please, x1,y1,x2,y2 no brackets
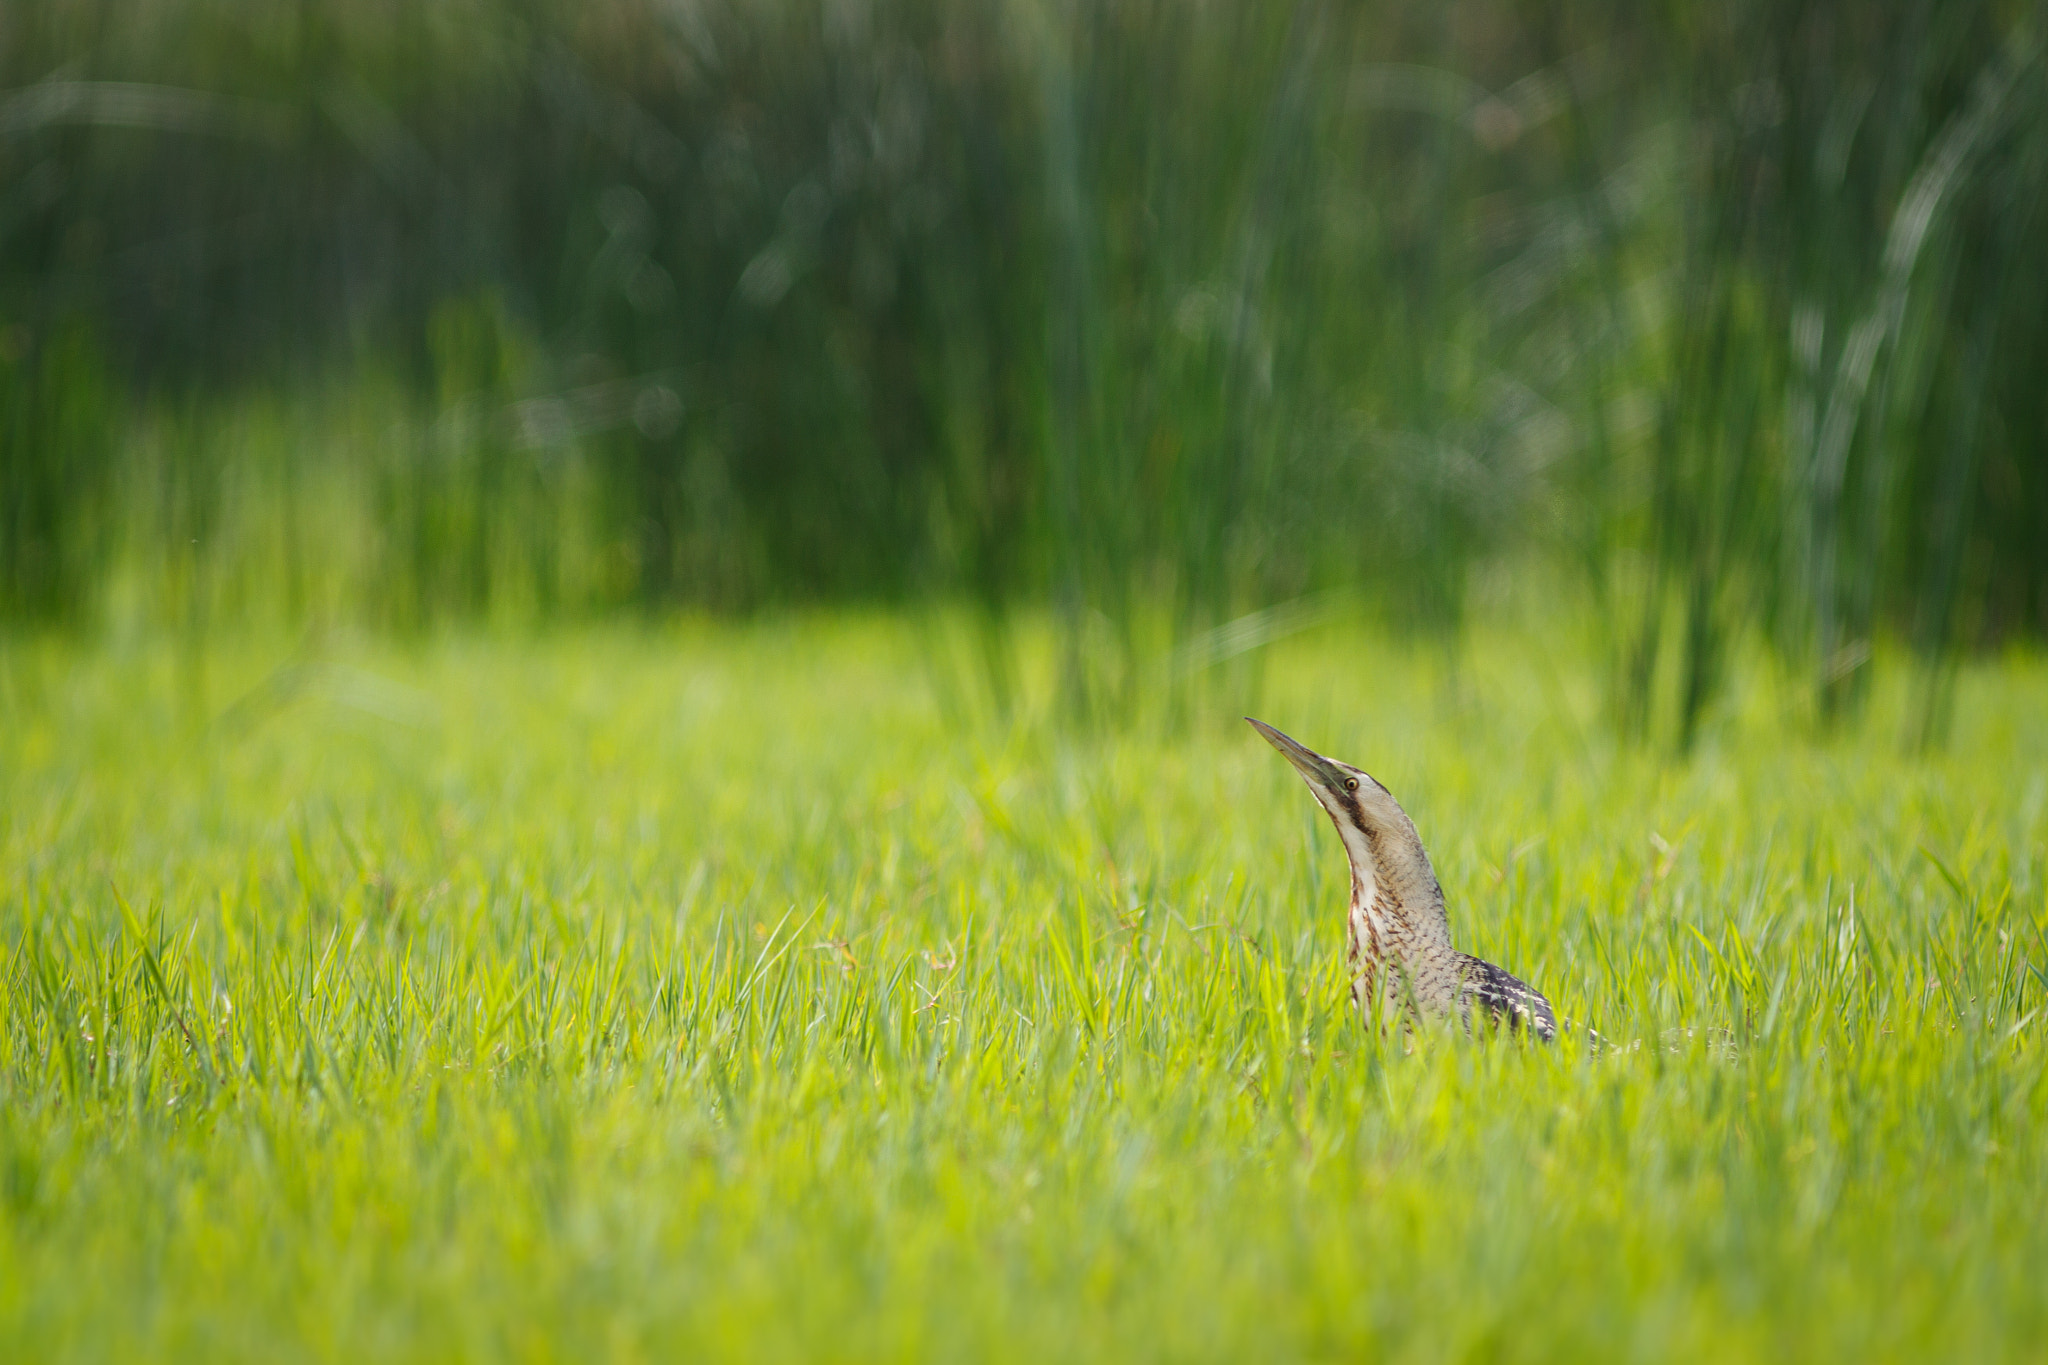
3,616,2044,1361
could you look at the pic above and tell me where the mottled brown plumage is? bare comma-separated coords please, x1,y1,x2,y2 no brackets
1249,718,1557,1040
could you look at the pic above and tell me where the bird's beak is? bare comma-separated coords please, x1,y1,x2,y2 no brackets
1245,717,1347,793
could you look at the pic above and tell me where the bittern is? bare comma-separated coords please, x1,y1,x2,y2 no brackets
1249,718,1558,1040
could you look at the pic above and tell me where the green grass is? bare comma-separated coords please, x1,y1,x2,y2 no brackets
3,615,2044,1361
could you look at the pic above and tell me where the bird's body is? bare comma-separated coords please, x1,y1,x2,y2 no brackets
1249,718,1557,1040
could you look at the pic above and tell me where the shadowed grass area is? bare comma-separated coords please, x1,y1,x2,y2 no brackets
2,616,2044,1360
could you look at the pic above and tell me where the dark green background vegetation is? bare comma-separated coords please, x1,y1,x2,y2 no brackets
3,0,2044,740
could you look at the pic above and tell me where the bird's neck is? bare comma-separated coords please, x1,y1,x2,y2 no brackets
1345,820,1453,952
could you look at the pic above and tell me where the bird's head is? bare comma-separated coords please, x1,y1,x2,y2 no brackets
1248,717,1448,931
1245,717,1404,850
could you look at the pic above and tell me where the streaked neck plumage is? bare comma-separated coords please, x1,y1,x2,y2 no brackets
1337,795,1452,951
1327,766,1461,1020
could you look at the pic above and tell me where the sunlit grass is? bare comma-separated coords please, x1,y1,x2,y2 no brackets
2,615,2044,1360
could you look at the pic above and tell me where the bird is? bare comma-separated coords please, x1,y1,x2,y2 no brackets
1248,718,1558,1041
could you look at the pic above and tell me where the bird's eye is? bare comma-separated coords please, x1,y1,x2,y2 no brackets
1343,777,1359,793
